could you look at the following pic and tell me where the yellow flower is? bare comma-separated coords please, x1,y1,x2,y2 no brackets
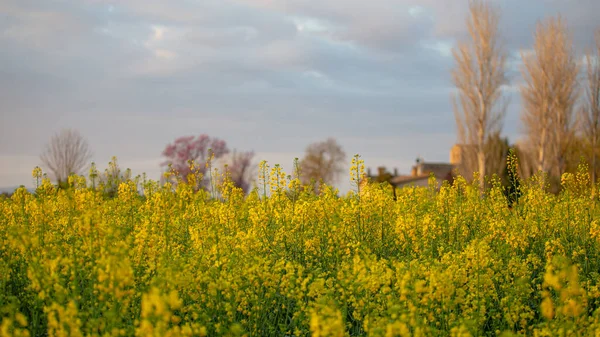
541,297,555,320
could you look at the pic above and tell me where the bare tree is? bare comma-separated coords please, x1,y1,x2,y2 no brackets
40,129,93,186
520,16,579,177
222,150,255,194
451,0,508,189
300,138,346,190
582,28,600,186
454,133,510,183
450,143,476,180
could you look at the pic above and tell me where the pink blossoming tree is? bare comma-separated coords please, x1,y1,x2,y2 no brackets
161,135,229,189
161,135,255,193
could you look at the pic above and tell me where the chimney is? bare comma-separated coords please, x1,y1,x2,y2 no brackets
394,168,398,176
377,166,386,177
367,168,371,177
416,157,425,176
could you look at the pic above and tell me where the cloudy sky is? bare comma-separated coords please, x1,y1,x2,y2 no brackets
1,0,599,192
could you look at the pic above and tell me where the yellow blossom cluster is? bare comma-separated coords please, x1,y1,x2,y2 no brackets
0,160,600,336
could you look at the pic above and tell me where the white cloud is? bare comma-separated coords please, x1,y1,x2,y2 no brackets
421,39,454,58
292,16,334,35
154,48,177,60
408,6,426,18
151,25,166,41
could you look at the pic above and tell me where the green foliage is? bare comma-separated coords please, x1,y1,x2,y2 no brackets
505,148,522,208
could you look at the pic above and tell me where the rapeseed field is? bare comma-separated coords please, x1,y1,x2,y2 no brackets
1,155,600,336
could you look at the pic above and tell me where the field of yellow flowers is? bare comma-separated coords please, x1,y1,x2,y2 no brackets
2,156,600,337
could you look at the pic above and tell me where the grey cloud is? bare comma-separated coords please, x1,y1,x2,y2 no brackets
1,0,599,189
237,0,600,53
239,0,438,53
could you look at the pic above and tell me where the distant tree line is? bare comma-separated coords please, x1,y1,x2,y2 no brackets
34,128,347,197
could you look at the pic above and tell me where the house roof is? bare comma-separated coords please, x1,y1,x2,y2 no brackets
418,163,455,178
389,174,430,185
419,162,455,171
365,159,456,188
